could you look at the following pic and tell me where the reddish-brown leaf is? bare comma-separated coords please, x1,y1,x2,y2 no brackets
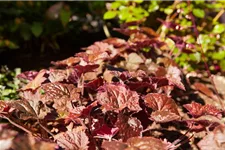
144,93,179,115
68,64,99,83
7,99,50,120
126,136,170,150
17,71,38,81
140,27,159,37
0,101,10,113
51,57,80,67
40,83,80,101
21,69,47,91
102,141,128,150
116,113,143,142
198,125,225,150
48,69,68,83
151,110,180,123
102,38,127,48
54,127,89,150
97,84,141,112
193,82,216,99
183,102,222,118
213,75,225,99
84,77,104,92
85,41,110,52
93,124,119,140
166,65,185,90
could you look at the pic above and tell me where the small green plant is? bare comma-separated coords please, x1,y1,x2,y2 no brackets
104,0,225,72
0,66,21,100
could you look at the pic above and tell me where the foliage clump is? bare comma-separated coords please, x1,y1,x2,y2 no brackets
0,66,21,100
1,18,225,149
104,0,225,72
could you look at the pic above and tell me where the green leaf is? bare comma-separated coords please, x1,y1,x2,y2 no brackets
60,9,71,26
111,2,121,9
190,52,201,63
104,11,118,20
164,8,173,15
20,23,31,41
194,0,204,4
213,24,225,34
134,0,143,3
219,60,225,71
148,1,159,12
31,22,43,37
119,8,130,21
193,8,205,18
212,51,225,60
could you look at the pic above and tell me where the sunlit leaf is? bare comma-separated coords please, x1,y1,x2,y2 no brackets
183,102,222,118
97,83,141,112
54,127,89,150
104,11,118,20
213,24,225,34
21,69,47,91
193,8,205,18
126,136,170,150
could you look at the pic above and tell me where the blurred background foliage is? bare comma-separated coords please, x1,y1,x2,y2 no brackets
0,1,106,69
0,66,21,100
1,0,225,99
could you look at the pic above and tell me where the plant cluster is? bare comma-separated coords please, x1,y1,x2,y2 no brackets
0,66,21,100
1,19,225,149
104,0,225,72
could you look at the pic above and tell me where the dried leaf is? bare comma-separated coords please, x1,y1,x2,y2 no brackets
97,84,141,112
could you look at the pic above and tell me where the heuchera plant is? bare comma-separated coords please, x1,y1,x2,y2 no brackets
1,20,225,150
